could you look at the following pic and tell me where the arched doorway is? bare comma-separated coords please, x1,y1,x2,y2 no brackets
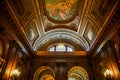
33,66,55,80
68,66,89,80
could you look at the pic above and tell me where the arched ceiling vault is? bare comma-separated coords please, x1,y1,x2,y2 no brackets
4,0,119,55
33,29,89,51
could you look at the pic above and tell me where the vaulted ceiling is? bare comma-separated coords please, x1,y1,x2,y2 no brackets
1,0,119,56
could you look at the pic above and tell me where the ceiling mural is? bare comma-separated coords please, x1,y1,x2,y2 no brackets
41,0,82,32
3,0,119,55
45,0,78,21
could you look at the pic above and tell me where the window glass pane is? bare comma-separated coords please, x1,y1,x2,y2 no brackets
49,47,55,52
48,44,74,52
56,45,66,51
67,47,73,52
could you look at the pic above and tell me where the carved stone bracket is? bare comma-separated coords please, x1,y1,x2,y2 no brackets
91,3,120,55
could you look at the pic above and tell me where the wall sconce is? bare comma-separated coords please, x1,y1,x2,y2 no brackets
10,69,20,80
104,69,114,80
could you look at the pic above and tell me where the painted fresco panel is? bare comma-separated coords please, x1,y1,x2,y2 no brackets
45,0,78,20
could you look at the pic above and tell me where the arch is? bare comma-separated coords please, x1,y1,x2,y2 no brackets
44,0,79,21
68,66,89,80
40,74,55,80
33,66,55,80
33,29,89,51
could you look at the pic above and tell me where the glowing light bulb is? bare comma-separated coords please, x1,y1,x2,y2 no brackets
11,69,20,78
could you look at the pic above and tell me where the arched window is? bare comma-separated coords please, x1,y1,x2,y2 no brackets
48,43,74,52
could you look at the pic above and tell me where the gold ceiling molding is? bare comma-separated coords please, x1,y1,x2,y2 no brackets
36,0,85,32
3,0,119,56
36,51,87,56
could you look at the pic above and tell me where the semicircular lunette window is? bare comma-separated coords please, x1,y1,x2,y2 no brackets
48,43,74,52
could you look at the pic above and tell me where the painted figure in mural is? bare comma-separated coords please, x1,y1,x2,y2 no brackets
52,1,72,20
46,0,77,20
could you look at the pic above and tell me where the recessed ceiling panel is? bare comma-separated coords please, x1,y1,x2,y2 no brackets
25,20,39,45
44,0,78,21
83,20,98,46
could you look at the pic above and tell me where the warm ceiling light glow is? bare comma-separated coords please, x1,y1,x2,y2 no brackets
104,69,113,78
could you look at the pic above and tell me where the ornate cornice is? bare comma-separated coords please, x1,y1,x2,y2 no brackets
90,1,120,56
0,0,34,58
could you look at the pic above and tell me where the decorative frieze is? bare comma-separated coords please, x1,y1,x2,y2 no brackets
0,0,33,57
90,3,120,54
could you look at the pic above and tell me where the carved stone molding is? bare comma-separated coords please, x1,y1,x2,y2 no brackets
1,1,33,57
90,3,120,55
